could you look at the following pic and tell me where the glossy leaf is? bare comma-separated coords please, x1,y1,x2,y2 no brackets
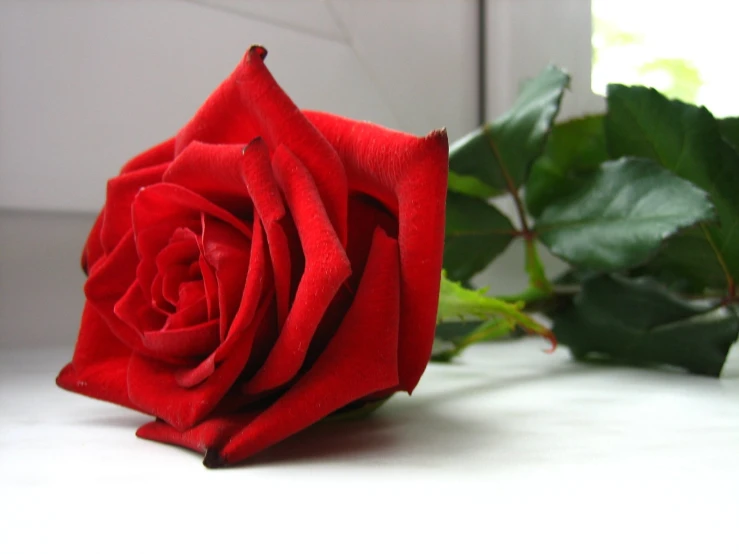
526,114,608,218
718,117,739,152
449,66,570,196
536,158,714,271
606,85,739,285
553,274,739,376
443,190,515,282
448,171,498,200
634,227,727,294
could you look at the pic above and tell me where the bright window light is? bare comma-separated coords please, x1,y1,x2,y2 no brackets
592,0,738,116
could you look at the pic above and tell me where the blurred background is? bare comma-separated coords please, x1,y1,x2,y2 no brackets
0,0,735,348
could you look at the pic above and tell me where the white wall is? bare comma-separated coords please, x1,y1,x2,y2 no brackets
0,0,479,213
0,210,93,348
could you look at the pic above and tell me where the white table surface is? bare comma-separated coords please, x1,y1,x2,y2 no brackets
2,339,739,553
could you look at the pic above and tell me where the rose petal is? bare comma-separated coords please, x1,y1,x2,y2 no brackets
126,298,271,430
136,413,259,459
136,227,400,466
154,228,201,306
85,230,149,354
101,162,170,254
150,273,174,315
175,281,206,312
132,183,252,243
164,297,209,331
240,138,292,328
305,111,448,393
201,215,250,341
235,47,348,246
216,219,271,360
162,142,253,219
242,146,351,395
142,319,220,360
56,302,138,412
115,280,166,337
197,232,220,322
176,47,347,243
132,184,252,312
127,220,272,421
135,222,201,304
346,194,399,281
306,194,399,359
174,61,261,153
162,268,194,308
120,137,175,174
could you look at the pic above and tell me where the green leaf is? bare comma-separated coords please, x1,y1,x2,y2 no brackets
449,66,570,195
448,171,498,199
536,158,714,271
437,272,555,348
634,227,727,294
553,274,739,376
605,85,739,287
526,114,609,217
443,190,516,282
718,117,739,153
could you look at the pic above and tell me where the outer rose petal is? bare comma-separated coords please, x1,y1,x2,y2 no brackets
101,162,170,254
136,227,400,466
176,46,348,245
240,138,292,328
162,142,253,219
236,46,348,245
57,302,138,412
174,59,260,154
243,145,351,395
305,111,449,393
306,195,399,361
85,230,151,355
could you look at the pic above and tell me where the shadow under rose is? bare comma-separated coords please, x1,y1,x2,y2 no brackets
165,362,589,469
244,361,592,468
251,361,614,466
245,403,493,469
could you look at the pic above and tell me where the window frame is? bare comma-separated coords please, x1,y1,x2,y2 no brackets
484,0,602,121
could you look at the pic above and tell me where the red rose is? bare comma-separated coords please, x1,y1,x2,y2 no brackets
57,46,448,467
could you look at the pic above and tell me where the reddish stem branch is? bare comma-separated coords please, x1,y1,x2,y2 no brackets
701,223,736,305
485,131,534,240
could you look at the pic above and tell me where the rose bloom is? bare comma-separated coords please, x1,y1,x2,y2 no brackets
57,46,448,467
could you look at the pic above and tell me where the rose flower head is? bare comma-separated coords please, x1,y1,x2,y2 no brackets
57,46,449,467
